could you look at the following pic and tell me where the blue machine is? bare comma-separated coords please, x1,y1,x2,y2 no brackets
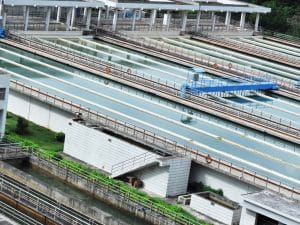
0,16,5,38
180,67,278,97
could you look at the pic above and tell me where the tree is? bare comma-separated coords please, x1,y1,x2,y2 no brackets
15,117,29,135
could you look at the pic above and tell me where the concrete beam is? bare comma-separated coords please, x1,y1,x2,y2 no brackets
45,7,51,31
24,6,30,31
56,6,61,23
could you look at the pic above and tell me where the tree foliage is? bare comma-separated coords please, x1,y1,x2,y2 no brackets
15,117,29,135
247,0,300,37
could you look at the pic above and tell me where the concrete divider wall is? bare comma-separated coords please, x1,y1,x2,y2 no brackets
0,160,128,225
28,155,183,225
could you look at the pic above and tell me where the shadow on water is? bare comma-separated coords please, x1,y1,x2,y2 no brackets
9,160,152,225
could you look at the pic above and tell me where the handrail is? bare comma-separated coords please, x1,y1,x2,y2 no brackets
111,151,157,176
8,80,300,202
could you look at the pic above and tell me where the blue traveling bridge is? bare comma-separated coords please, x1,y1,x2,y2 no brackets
180,67,278,97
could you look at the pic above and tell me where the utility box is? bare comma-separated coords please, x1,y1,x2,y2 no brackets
190,192,241,225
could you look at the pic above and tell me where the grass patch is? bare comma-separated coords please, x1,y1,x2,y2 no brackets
5,112,63,153
4,112,211,225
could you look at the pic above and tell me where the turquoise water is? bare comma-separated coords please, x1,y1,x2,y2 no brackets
0,43,300,190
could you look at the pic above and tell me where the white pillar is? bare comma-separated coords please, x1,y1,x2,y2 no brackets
122,9,126,19
211,12,216,32
254,13,260,32
97,8,102,27
138,9,142,20
71,7,76,29
225,11,231,31
83,7,87,23
56,7,61,23
66,7,72,31
2,11,6,29
0,4,2,17
86,7,91,29
181,11,188,32
240,12,246,29
112,9,118,31
24,6,30,31
149,9,157,30
196,10,201,32
106,7,110,19
45,7,51,31
166,11,171,31
132,9,137,31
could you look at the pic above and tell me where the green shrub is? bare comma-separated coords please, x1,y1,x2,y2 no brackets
55,132,65,142
15,117,29,135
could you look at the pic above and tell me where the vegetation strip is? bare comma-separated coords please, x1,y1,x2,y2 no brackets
4,112,211,225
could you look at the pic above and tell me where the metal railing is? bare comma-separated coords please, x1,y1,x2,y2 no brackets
0,201,43,225
8,80,300,201
110,151,157,177
0,142,29,160
0,173,101,225
4,33,300,142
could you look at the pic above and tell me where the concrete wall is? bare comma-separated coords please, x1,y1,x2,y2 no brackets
63,120,157,174
164,157,191,197
239,207,256,225
189,163,261,203
135,165,170,197
8,90,73,133
0,75,10,139
190,194,235,225
134,157,191,197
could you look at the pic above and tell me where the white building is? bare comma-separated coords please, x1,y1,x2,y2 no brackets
0,74,10,140
240,190,300,225
63,119,191,197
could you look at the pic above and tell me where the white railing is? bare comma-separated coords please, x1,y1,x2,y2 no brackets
110,151,157,177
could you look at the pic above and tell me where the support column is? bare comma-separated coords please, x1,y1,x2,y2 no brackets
149,9,157,30
66,7,72,31
97,8,102,27
2,10,6,29
83,7,87,23
106,7,110,19
24,6,30,31
112,9,118,32
70,7,76,29
181,11,188,32
211,12,216,32
240,12,246,29
166,10,171,31
56,6,61,23
225,11,231,31
196,10,201,32
254,13,260,32
131,9,137,31
45,7,51,31
85,7,91,29
138,9,142,20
